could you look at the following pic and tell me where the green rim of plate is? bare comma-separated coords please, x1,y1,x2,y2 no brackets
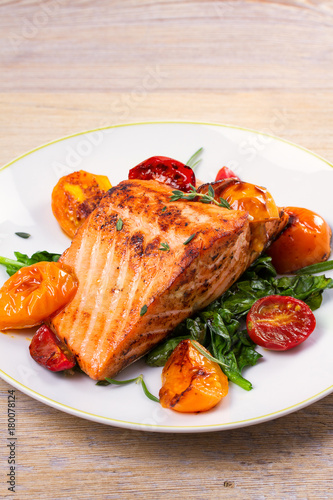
1,120,333,173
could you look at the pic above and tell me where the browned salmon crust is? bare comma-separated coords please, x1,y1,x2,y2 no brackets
50,179,256,379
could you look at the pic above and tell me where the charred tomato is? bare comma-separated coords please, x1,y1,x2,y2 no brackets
128,156,196,192
29,324,76,371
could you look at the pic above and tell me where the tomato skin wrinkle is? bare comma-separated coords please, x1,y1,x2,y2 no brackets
128,156,196,192
0,261,78,330
246,295,316,351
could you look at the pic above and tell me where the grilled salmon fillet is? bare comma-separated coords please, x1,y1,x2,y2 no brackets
50,179,284,380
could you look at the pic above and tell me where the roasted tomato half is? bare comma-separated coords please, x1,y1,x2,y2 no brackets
52,170,112,238
267,207,332,274
198,179,280,223
30,324,76,372
247,295,316,351
159,339,228,413
0,262,78,330
128,156,196,192
221,180,279,222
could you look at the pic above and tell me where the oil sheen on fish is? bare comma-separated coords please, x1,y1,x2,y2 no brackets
50,179,278,380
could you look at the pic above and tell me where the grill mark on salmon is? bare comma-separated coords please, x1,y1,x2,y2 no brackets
50,179,286,380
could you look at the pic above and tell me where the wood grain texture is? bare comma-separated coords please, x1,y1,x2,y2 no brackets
1,0,333,91
0,1,332,499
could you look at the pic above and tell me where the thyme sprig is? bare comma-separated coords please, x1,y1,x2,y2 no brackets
159,242,170,252
170,184,231,210
96,374,159,402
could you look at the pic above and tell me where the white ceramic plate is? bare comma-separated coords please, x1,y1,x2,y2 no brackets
0,122,332,433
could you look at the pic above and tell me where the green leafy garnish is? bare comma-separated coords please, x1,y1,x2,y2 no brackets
96,374,159,402
183,233,196,245
116,218,123,231
186,147,203,171
15,232,31,239
146,254,333,391
170,184,231,209
140,304,148,316
159,242,170,252
0,251,61,277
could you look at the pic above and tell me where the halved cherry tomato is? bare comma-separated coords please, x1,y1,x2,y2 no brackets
267,207,332,274
215,166,240,181
0,262,78,330
246,295,316,351
29,324,76,371
128,156,196,192
197,179,280,223
159,339,228,413
221,180,280,222
52,170,112,238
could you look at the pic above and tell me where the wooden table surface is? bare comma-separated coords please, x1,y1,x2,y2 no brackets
1,1,333,498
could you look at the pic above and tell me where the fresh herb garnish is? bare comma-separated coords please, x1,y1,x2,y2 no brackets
116,218,123,231
0,251,61,277
161,206,167,212
96,374,159,402
146,254,333,391
183,233,196,245
140,304,148,316
159,242,170,252
15,232,31,239
186,147,203,171
170,184,231,209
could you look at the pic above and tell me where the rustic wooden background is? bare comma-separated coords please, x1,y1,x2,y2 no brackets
0,1,332,498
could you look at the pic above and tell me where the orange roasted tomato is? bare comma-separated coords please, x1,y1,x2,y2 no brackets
52,170,112,238
159,339,228,413
267,207,332,273
0,262,78,330
220,179,280,223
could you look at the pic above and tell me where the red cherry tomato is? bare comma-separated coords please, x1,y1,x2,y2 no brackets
246,295,316,351
215,166,240,182
128,156,196,192
29,324,76,372
267,207,332,273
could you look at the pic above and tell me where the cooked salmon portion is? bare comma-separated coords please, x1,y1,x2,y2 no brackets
49,179,257,379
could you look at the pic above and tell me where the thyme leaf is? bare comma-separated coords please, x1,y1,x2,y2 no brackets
140,304,148,316
183,233,196,245
116,218,123,231
15,232,31,239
